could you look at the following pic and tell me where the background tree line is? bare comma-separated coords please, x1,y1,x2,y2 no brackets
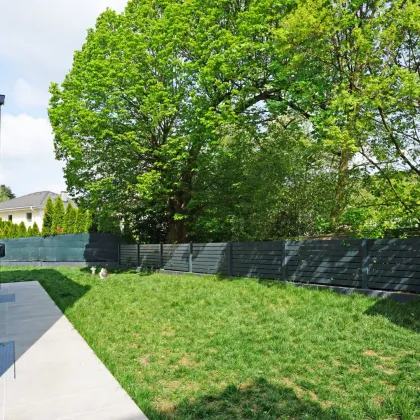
0,185,15,203
49,0,420,243
0,197,93,239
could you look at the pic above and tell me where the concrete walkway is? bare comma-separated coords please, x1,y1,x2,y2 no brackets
0,281,147,420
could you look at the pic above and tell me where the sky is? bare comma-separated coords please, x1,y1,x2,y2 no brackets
0,0,127,197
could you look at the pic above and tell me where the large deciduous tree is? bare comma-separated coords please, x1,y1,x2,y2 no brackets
50,1,197,242
50,0,420,241
272,0,420,225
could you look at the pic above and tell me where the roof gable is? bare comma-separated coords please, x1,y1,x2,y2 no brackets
0,191,77,211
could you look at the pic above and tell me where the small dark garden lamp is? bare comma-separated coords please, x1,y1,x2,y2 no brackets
0,94,4,129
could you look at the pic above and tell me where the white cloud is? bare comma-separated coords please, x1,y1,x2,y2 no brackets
13,79,50,109
0,0,127,87
0,0,127,197
0,113,66,196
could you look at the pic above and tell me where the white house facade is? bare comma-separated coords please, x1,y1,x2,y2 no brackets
0,191,76,228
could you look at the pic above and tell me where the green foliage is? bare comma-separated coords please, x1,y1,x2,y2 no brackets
43,197,54,236
84,210,93,233
10,223,18,238
25,222,41,238
49,0,420,241
0,185,15,202
96,214,122,236
63,202,77,234
52,197,65,235
75,209,86,234
190,119,337,241
18,221,27,238
68,206,78,234
0,207,92,239
32,222,40,236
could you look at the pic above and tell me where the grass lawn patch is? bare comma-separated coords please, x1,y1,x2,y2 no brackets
1,266,419,419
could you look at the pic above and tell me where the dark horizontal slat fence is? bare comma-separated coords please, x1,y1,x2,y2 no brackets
121,238,420,293
193,243,228,275
232,241,283,279
287,240,363,289
369,239,420,293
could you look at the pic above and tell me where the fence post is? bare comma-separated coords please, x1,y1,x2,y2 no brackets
117,243,121,266
281,241,288,281
137,244,140,267
227,241,233,278
189,242,193,273
159,243,164,269
361,239,369,289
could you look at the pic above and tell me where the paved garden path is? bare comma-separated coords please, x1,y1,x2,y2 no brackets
0,281,147,420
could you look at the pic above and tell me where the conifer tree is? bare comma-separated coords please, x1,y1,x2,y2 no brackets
63,202,74,234
11,223,19,238
32,222,40,236
18,221,27,237
85,210,93,233
43,197,54,236
2,221,11,238
69,206,78,233
52,197,65,235
75,209,86,234
27,226,33,237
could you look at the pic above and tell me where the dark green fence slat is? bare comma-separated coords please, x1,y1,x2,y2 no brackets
369,263,420,272
369,269,420,279
290,272,362,281
369,282,420,293
0,234,119,263
287,250,362,257
373,238,420,245
370,257,420,265
291,278,361,287
370,250,420,257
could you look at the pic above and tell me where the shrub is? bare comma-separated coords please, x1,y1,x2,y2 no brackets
52,197,65,235
32,222,40,236
43,197,54,236
18,221,27,237
75,209,86,234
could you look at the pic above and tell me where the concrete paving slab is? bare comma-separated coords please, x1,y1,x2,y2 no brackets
0,281,147,420
57,400,147,420
4,386,137,420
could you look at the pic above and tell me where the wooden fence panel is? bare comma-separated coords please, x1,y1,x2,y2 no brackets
118,238,420,294
120,244,138,266
231,241,284,279
162,244,189,271
285,240,363,288
139,244,160,268
368,238,420,292
192,243,228,274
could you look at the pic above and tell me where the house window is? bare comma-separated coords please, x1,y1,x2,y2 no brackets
26,213,32,223
8,215,12,221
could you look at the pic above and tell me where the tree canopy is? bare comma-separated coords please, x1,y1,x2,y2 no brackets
49,0,420,242
0,185,15,202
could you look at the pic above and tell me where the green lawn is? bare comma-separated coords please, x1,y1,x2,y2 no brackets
1,267,419,419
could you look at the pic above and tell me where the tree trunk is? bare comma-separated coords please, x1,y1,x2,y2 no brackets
330,147,352,227
167,198,188,243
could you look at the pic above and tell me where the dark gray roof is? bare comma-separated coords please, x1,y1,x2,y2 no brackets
0,191,76,211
